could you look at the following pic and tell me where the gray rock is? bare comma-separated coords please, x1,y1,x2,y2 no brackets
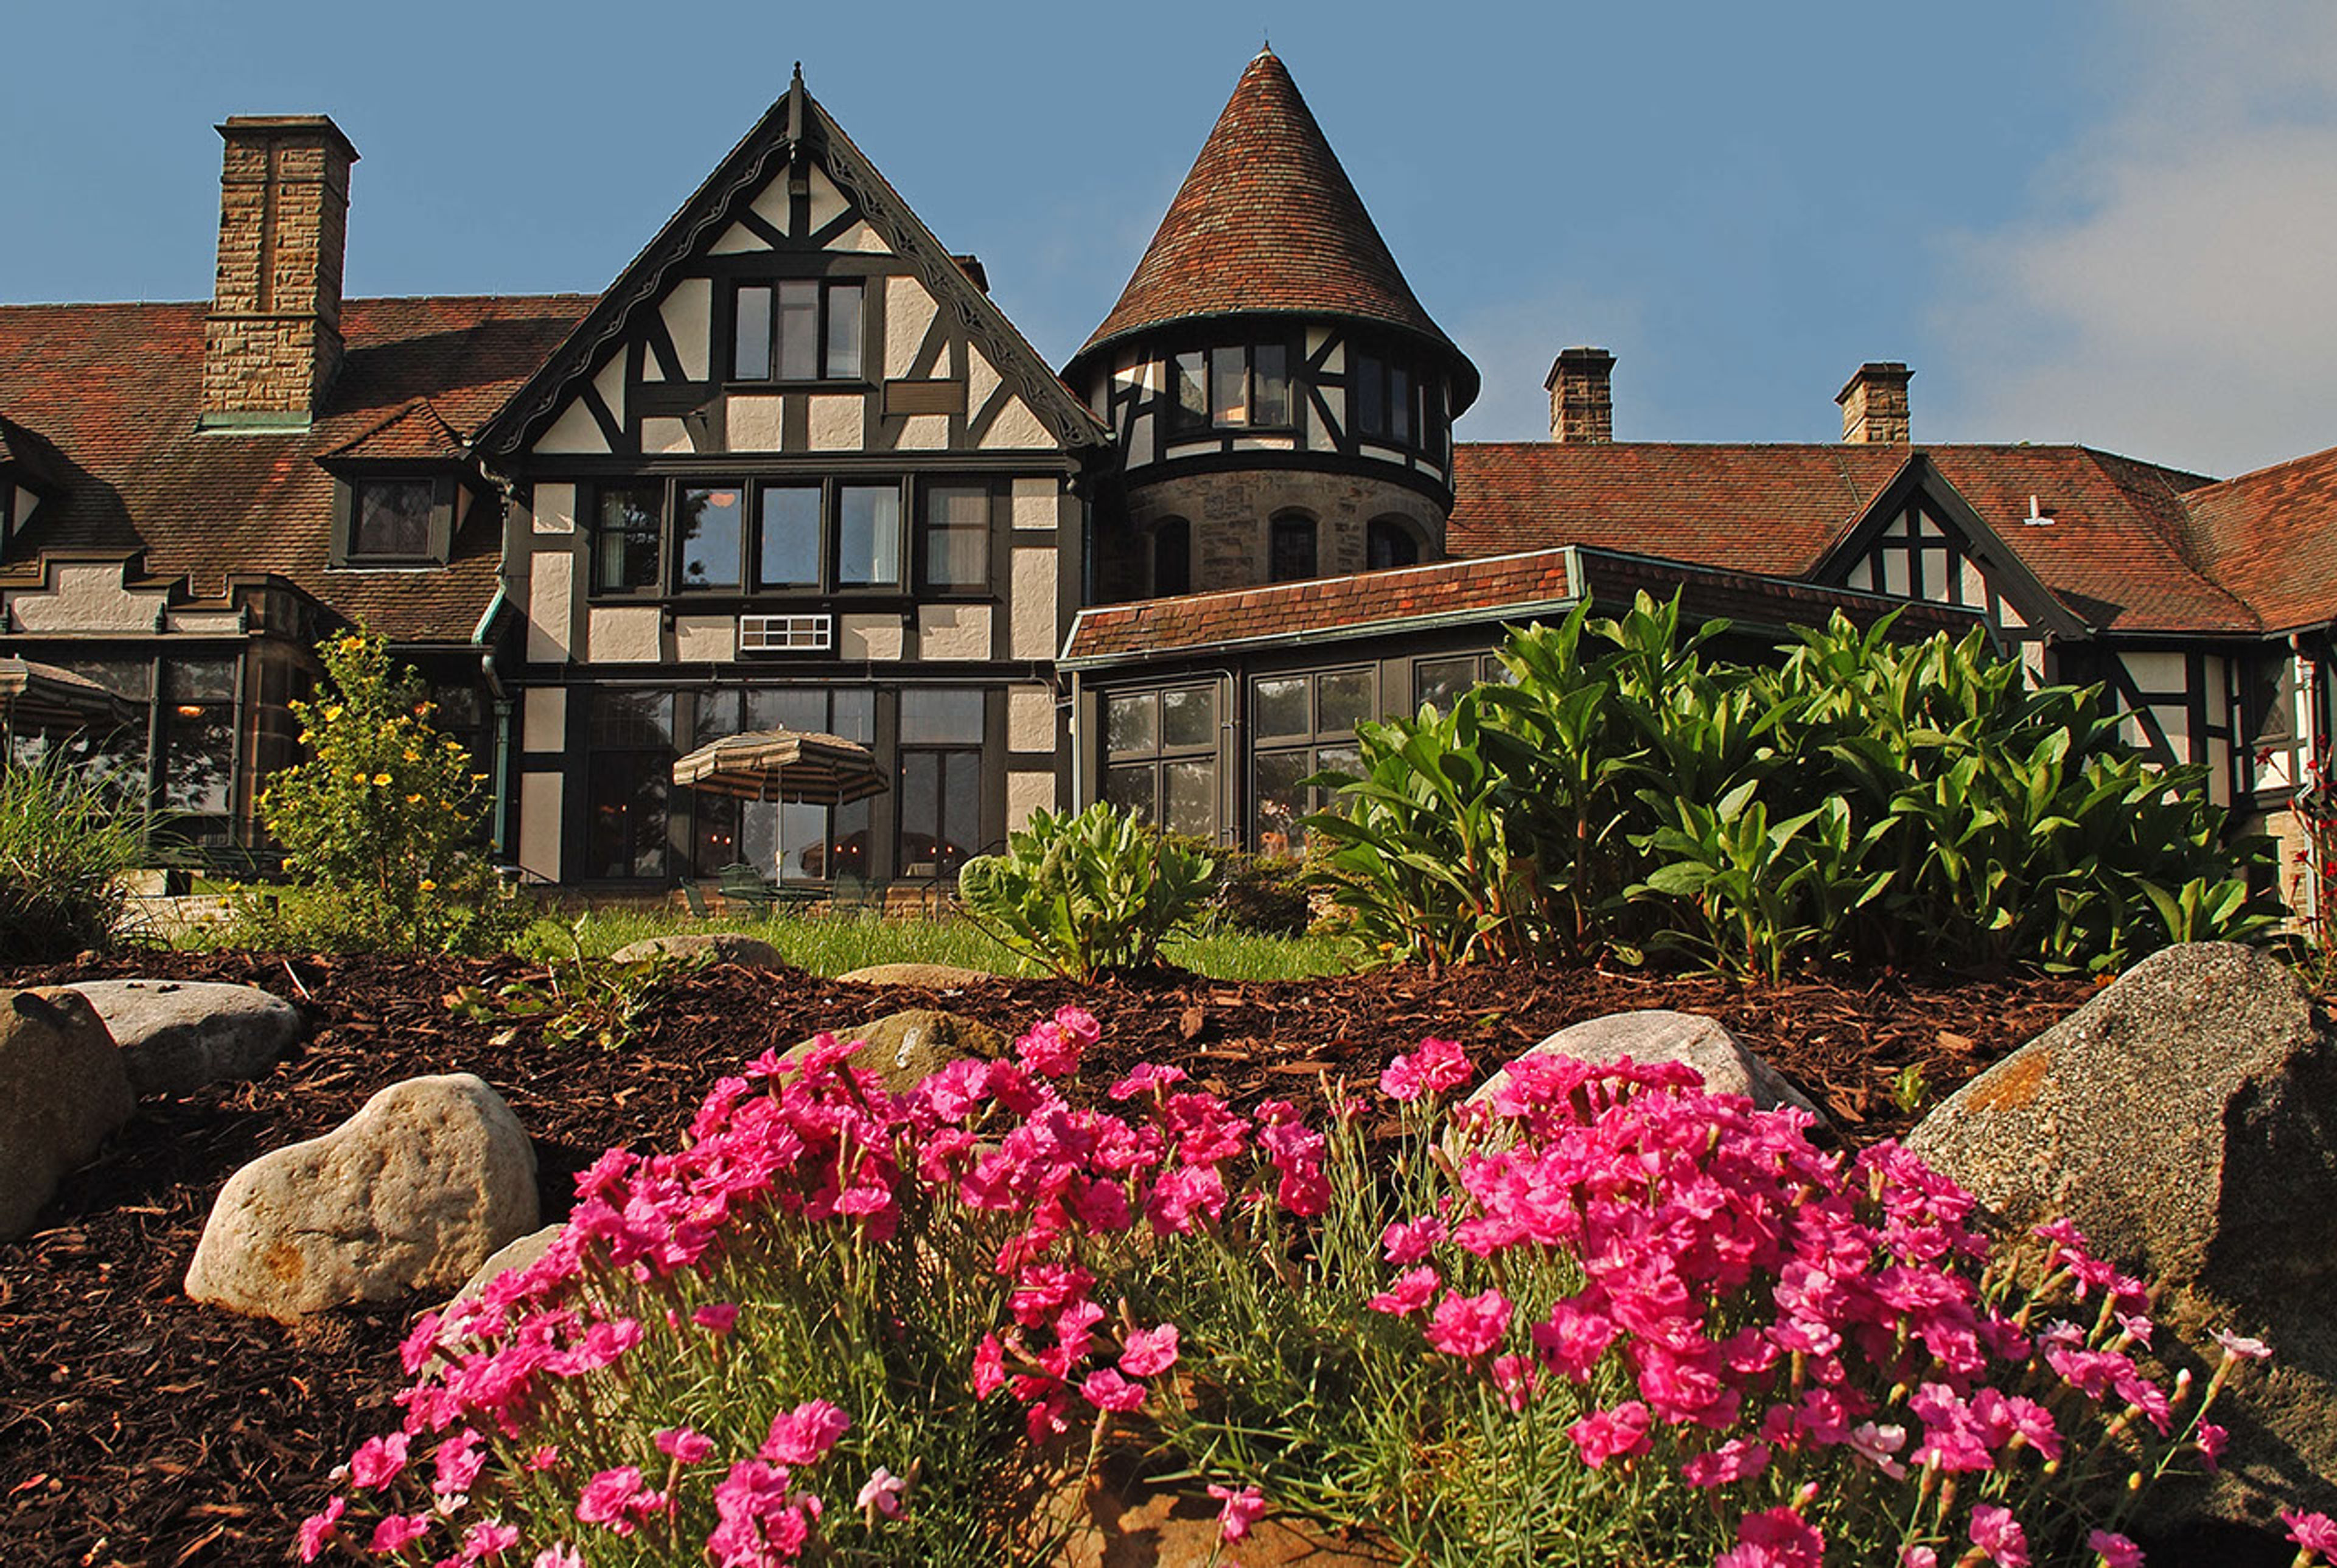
786,1008,1007,1095
63,978,301,1098
609,933,785,969
836,962,994,989
446,1222,567,1311
184,1073,537,1322
0,989,135,1240
1473,1009,1825,1120
1908,943,2337,1530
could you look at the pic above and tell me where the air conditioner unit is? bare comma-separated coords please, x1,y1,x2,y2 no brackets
738,613,833,653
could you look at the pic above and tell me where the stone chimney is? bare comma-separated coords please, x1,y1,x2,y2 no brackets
1836,361,1912,444
1545,347,1615,443
201,116,360,430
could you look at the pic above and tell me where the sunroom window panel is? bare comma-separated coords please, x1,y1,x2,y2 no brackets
1254,749,1312,855
830,689,875,744
1162,686,1215,749
676,486,744,590
1389,365,1412,443
1103,764,1153,819
900,687,985,744
837,484,901,587
1164,760,1215,837
1254,676,1308,739
757,486,821,588
1318,670,1375,734
1105,691,1158,756
745,687,827,735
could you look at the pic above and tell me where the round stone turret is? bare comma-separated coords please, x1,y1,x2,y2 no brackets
1065,50,1479,601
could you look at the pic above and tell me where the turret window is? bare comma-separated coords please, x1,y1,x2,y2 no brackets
1269,515,1317,583
1368,518,1420,570
1168,343,1294,433
1154,518,1192,596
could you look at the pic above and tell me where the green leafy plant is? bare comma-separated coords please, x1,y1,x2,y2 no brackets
445,918,704,1053
250,630,528,955
1306,594,2277,979
0,755,149,961
958,803,1217,980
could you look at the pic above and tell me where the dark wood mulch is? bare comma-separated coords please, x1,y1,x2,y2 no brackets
0,949,2093,1567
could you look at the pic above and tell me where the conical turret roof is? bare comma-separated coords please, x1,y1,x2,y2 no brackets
1072,50,1476,409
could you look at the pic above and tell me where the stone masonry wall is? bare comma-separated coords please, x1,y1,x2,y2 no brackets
203,127,351,420
1111,469,1446,598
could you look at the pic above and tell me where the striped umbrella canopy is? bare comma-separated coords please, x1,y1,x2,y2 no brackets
671,728,889,806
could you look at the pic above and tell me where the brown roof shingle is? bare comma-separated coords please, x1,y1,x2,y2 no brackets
2175,447,2337,635
0,294,589,641
1447,441,2256,635
1070,50,1475,408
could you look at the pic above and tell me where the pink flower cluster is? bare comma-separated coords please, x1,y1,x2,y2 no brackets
1368,1045,2220,1565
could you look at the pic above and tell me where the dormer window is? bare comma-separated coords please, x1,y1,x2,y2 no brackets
335,474,454,566
732,280,865,382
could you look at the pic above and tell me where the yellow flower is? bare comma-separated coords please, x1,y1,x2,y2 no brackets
403,750,420,762
419,879,437,893
324,705,344,720
352,771,369,784
372,773,392,786
407,794,423,805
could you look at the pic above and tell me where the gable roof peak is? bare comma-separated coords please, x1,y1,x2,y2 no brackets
1071,50,1477,410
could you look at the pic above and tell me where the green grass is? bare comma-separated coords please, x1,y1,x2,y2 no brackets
519,907,1364,983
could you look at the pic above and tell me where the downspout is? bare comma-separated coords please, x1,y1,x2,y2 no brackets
474,449,523,862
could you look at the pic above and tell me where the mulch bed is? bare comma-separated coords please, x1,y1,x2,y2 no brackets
0,949,2094,1567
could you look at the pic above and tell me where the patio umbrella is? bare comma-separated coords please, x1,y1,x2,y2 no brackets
671,728,887,882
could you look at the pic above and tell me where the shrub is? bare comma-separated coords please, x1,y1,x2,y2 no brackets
0,756,147,961
958,802,1216,979
306,1019,2279,1568
1310,595,2277,977
249,630,527,955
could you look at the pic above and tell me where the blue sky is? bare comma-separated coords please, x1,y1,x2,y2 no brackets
7,1,2335,477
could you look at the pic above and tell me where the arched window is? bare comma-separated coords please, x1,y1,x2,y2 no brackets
1368,517,1420,570
1154,517,1191,596
1268,514,1317,583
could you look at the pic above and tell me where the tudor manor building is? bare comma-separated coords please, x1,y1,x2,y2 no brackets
2,52,2335,897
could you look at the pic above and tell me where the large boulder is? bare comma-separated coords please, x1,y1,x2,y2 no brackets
1908,943,2337,1530
1473,1009,1826,1121
836,962,994,989
608,933,785,969
784,1008,1007,1096
63,978,301,1098
0,989,135,1241
184,1073,537,1322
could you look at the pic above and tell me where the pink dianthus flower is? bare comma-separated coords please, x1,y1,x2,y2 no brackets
1207,1483,1266,1542
762,1399,851,1466
1424,1287,1512,1360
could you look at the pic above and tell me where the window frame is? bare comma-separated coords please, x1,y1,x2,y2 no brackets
915,480,997,596
1268,514,1318,584
1164,338,1298,434
334,472,457,568
728,277,869,385
1248,665,1377,856
1102,681,1221,840
589,476,914,600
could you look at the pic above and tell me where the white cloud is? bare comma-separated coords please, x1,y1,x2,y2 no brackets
1929,0,2337,476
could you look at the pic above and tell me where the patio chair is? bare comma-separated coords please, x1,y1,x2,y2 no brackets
828,869,884,916
681,881,715,919
716,862,778,918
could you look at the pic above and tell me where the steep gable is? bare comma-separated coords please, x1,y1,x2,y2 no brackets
481,69,1106,464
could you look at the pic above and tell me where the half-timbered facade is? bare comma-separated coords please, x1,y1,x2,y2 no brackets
473,70,1106,891
3,51,2336,899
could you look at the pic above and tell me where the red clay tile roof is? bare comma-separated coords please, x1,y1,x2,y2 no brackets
1065,549,1576,663
0,294,589,641
1063,544,1986,664
1447,442,2258,635
2175,447,2337,635
1071,50,1476,409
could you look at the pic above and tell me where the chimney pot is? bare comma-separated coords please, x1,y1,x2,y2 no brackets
1837,361,1912,445
1546,346,1615,444
201,115,359,430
